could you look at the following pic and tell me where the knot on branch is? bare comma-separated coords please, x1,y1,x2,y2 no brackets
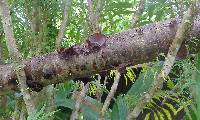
57,33,106,60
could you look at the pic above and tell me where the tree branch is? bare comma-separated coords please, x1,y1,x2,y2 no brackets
47,1,72,119
131,0,146,27
73,91,102,113
0,16,200,92
86,0,101,33
128,2,197,119
100,71,121,119
56,0,72,49
0,0,36,115
70,82,88,120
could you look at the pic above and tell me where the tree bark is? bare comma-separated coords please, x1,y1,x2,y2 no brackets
0,16,200,92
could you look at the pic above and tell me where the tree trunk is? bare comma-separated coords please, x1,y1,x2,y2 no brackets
0,16,200,92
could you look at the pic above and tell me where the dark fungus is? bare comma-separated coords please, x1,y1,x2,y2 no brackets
57,47,78,60
58,33,107,59
26,80,43,92
87,33,106,52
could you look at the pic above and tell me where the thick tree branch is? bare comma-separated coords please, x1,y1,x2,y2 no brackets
128,2,197,119
0,16,200,92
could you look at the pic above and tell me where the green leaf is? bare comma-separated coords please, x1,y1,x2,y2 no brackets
126,62,162,108
56,98,75,109
80,97,102,120
55,81,76,108
81,105,99,120
196,53,200,71
104,2,133,11
127,62,162,96
113,10,133,15
195,53,200,120
27,104,56,120
167,79,175,89
111,96,128,120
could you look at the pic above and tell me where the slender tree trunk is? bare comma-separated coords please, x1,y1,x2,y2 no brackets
0,0,36,115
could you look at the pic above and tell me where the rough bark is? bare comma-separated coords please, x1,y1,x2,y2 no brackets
0,16,200,92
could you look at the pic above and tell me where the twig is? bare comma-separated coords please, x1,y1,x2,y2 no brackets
96,0,102,12
73,91,102,113
96,75,108,102
100,75,108,101
100,71,121,119
56,0,72,49
86,0,102,33
95,0,102,28
131,0,146,27
0,0,36,116
70,82,89,120
128,2,197,119
96,75,102,101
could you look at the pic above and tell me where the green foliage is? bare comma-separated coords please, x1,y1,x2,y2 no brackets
195,54,200,120
111,96,128,120
124,58,200,119
27,104,56,120
55,81,77,109
166,79,175,89
124,67,136,84
53,81,76,119
55,81,102,120
126,62,162,108
88,82,98,96
81,105,99,120
80,97,102,120
0,0,199,119
0,94,15,119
